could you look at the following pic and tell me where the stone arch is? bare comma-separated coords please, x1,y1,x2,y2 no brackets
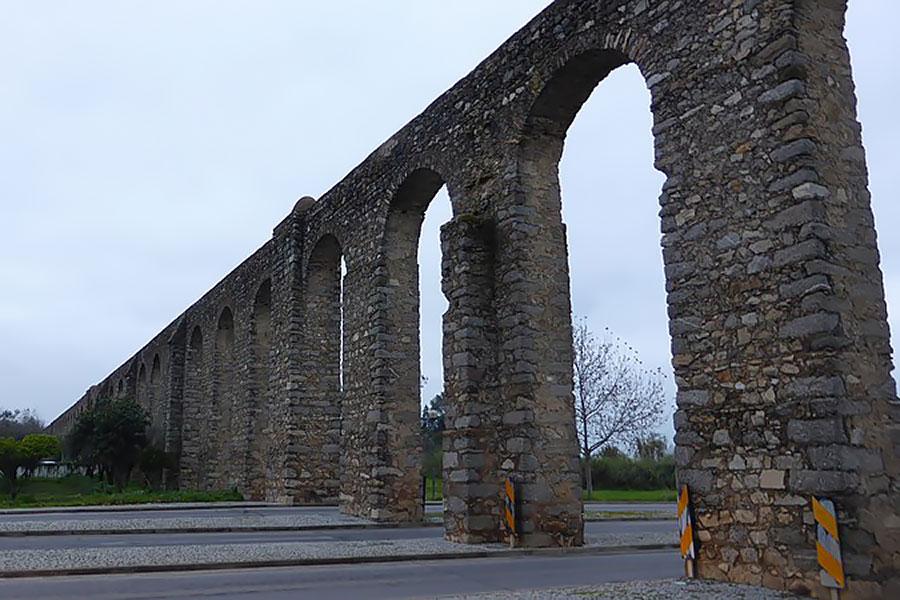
352,168,449,522
181,325,204,489
212,307,237,489
247,279,272,500
137,362,148,410
463,48,653,549
291,236,343,504
148,354,163,445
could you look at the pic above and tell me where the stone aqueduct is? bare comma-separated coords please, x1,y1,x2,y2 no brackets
48,1,897,597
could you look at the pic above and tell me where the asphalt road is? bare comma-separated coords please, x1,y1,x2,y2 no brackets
1,503,673,523
0,520,673,551
0,550,682,599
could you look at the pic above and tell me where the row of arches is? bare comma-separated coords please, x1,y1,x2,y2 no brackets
180,280,273,497
287,53,664,537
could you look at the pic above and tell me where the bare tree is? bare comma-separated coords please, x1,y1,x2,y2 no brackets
572,319,666,496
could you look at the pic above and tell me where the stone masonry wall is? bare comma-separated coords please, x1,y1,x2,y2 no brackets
48,1,896,596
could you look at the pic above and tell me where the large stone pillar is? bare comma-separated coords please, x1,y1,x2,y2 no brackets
493,157,584,547
666,2,899,597
441,214,503,543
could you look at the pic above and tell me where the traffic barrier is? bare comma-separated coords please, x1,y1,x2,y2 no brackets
677,484,696,577
812,497,845,597
503,478,518,548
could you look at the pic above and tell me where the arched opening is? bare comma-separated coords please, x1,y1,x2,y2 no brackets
248,280,272,500
149,354,163,446
372,168,450,522
299,236,344,504
504,48,669,545
419,187,451,512
137,363,148,410
182,326,204,489
559,62,671,459
213,307,236,490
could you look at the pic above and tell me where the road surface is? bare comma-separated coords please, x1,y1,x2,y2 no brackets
0,550,682,599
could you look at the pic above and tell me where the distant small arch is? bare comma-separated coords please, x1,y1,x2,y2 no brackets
217,307,235,347
190,325,203,352
150,354,161,385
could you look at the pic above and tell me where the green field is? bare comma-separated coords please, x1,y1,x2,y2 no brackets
583,489,676,502
424,477,442,501
0,475,242,509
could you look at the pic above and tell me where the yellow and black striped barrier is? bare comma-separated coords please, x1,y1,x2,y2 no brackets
677,485,696,577
813,497,845,597
503,478,518,548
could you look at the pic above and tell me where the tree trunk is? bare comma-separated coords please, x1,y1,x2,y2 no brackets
583,455,593,499
584,454,594,500
8,471,18,499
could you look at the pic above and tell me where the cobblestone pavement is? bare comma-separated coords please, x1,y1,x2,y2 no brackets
441,579,803,599
0,530,676,576
0,511,371,534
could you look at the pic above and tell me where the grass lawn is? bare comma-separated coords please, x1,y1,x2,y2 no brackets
424,477,442,501
583,489,676,502
0,475,243,509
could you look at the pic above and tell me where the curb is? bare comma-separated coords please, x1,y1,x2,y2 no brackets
0,521,444,538
0,543,679,579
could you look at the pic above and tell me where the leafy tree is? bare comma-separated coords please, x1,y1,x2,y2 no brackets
67,406,99,477
0,408,44,440
67,398,149,490
635,434,668,462
421,393,445,498
0,434,61,498
138,446,174,491
422,393,445,435
572,319,666,496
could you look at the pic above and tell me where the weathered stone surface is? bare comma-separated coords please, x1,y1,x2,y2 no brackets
787,419,848,445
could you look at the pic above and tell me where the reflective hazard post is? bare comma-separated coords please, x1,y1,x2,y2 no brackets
677,485,696,578
503,478,518,548
812,497,845,599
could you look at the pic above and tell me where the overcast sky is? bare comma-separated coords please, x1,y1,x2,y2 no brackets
1,2,897,444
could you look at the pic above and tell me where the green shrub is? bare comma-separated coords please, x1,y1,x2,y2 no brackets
590,453,675,490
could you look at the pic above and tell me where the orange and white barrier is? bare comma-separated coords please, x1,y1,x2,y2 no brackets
677,485,696,577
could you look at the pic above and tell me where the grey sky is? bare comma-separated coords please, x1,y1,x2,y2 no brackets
1,2,897,444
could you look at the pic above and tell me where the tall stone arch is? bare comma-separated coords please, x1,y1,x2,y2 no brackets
291,236,343,504
247,280,273,500
212,307,237,489
340,168,451,521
